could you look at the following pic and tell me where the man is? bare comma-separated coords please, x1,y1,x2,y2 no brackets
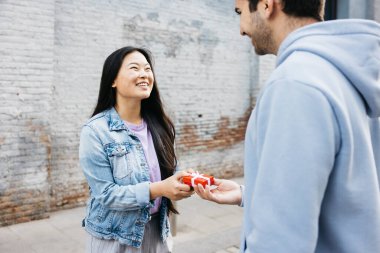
194,0,380,252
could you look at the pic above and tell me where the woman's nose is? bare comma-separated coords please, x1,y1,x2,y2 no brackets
139,70,148,78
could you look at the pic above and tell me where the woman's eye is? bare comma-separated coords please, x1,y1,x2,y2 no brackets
145,68,151,71
130,66,138,70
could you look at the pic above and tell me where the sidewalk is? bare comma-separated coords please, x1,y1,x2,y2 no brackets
0,177,244,253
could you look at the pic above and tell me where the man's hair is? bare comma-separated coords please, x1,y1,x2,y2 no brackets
248,0,325,21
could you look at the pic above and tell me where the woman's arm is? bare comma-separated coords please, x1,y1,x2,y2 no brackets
80,125,193,211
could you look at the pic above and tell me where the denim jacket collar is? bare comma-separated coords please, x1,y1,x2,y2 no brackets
107,107,134,135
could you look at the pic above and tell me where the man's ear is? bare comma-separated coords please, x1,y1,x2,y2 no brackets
264,0,274,19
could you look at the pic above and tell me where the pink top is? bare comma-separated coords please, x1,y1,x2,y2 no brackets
124,119,161,214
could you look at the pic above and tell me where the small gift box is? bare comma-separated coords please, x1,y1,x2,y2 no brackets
183,172,215,188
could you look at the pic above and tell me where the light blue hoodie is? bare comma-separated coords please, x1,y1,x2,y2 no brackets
242,19,380,253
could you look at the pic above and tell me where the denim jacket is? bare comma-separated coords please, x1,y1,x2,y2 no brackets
79,107,170,248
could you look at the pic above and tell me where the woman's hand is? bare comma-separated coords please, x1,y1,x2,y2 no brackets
150,171,194,201
193,179,242,205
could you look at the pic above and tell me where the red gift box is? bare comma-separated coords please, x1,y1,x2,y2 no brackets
183,172,215,187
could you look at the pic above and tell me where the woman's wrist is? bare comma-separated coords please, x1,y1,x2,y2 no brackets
149,181,164,200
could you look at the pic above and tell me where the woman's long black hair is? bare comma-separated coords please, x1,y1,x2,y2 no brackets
92,46,178,214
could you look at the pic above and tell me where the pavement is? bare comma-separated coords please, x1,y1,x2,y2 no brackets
0,177,244,253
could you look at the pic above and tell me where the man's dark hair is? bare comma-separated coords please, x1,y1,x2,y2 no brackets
248,0,324,21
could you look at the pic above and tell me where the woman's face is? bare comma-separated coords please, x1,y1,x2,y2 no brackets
112,51,154,102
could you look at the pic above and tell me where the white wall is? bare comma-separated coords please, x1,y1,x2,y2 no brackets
0,0,257,225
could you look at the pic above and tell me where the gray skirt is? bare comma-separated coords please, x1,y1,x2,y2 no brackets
86,215,171,253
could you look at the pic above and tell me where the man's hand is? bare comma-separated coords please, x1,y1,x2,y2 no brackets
193,179,242,205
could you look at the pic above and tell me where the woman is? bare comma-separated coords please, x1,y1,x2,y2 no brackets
79,46,193,253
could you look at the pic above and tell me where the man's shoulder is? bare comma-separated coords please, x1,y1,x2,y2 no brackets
267,51,346,94
277,50,337,78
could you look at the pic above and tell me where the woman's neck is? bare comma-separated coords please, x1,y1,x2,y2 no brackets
114,100,142,125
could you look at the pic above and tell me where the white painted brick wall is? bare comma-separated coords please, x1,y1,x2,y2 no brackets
49,0,259,213
4,0,375,227
0,0,54,225
0,0,270,225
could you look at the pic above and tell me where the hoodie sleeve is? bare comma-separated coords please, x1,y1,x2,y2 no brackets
246,80,340,252
79,125,151,211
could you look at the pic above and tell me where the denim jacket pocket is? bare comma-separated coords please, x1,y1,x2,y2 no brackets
105,142,133,180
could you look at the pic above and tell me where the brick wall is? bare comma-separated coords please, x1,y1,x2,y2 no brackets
0,0,54,225
0,0,262,226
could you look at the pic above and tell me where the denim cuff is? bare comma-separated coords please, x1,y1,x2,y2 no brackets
135,181,150,206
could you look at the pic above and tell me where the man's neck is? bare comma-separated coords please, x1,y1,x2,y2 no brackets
272,16,319,55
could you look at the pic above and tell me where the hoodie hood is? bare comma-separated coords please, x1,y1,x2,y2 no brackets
277,19,380,118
